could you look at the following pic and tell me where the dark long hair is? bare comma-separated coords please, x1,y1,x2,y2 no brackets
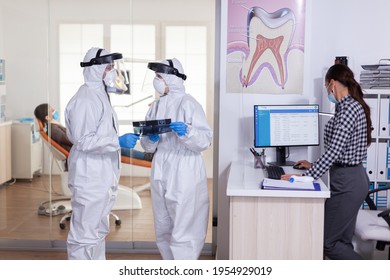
34,103,49,125
325,64,372,146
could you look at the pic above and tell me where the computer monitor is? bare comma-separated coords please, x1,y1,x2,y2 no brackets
254,104,319,166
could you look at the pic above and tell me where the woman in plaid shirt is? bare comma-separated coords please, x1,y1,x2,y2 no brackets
282,64,371,259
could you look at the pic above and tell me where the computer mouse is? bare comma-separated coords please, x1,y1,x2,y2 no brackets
293,164,305,170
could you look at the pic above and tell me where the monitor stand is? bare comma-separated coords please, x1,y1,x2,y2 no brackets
268,146,295,167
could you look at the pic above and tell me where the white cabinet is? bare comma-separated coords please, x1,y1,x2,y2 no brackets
11,121,42,180
363,89,390,208
0,121,12,184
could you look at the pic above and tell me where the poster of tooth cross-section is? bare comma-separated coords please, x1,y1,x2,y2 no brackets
227,0,306,94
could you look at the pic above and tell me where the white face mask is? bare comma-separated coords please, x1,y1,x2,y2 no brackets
153,77,167,96
104,69,128,92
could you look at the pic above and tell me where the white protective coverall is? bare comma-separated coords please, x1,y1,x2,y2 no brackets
65,48,121,260
141,58,212,259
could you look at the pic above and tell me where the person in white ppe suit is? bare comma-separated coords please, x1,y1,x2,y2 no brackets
65,47,139,260
140,58,212,259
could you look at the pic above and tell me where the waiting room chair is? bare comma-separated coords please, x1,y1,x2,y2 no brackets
36,119,152,229
353,185,390,259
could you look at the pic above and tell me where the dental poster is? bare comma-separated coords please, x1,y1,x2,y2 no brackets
227,0,306,94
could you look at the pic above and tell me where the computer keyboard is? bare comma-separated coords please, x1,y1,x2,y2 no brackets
265,165,285,180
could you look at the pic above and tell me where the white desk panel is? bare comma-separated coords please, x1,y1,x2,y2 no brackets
227,161,330,198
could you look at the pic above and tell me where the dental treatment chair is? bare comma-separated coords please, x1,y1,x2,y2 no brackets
118,154,152,207
36,119,71,215
37,119,151,229
37,119,100,229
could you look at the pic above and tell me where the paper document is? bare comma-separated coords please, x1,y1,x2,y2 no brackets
262,178,317,191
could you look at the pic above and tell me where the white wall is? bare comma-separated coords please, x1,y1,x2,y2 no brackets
1,0,49,120
216,0,390,259
0,2,5,104
0,3,4,55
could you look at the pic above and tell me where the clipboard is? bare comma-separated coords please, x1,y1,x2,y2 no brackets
261,178,321,191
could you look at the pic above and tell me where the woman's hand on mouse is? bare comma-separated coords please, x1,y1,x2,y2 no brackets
293,160,312,170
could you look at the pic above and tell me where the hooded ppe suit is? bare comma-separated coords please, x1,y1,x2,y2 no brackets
64,48,121,260
141,58,212,259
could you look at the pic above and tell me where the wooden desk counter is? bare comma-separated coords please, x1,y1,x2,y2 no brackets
0,121,12,184
227,161,330,260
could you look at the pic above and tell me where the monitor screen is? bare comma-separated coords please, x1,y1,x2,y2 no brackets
254,104,319,165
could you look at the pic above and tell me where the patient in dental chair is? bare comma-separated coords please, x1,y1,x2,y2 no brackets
34,103,154,163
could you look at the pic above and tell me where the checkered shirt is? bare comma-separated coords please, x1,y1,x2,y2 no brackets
305,95,368,179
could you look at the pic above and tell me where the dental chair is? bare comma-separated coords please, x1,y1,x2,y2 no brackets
118,154,152,207
36,119,152,229
36,119,72,217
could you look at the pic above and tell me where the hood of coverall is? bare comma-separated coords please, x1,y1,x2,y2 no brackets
158,58,186,95
82,47,110,85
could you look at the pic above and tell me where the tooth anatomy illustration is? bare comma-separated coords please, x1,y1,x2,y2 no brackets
241,7,296,89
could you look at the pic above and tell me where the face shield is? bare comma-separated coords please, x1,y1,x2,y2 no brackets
141,67,159,98
147,59,187,81
80,49,130,94
141,59,186,98
103,66,130,94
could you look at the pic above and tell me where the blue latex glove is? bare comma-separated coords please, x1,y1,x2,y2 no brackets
170,122,187,137
119,133,139,148
148,134,160,143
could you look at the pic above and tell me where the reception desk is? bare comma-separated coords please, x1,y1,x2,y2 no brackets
0,121,12,185
227,161,330,260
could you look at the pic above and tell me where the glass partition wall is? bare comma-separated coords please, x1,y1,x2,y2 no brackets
0,0,215,257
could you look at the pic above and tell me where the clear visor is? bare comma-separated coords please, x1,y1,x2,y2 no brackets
105,59,130,94
141,67,159,98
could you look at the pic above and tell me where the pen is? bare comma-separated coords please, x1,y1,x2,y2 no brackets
250,148,259,157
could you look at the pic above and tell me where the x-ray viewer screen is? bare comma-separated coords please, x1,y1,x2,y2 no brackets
254,104,319,148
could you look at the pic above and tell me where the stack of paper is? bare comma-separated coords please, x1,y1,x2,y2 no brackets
360,63,390,89
262,178,320,191
360,70,390,89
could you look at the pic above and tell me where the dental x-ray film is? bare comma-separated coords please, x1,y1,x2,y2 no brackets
133,119,172,136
